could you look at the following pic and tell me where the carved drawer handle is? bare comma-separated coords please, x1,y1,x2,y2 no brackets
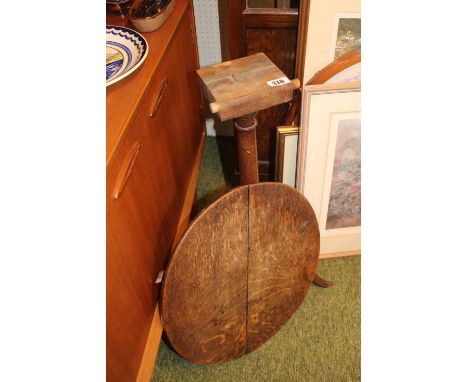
149,79,169,118
113,142,141,199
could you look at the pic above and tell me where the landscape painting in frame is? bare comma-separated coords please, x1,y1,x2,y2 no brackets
333,15,361,60
325,118,361,230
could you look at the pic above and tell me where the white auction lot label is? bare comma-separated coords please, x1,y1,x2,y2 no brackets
267,76,291,87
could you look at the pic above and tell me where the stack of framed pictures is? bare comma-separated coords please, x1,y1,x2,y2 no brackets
274,0,361,258
297,82,360,257
275,49,361,198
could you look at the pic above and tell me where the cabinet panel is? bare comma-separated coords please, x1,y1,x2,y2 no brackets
107,116,163,381
106,3,204,381
142,9,204,216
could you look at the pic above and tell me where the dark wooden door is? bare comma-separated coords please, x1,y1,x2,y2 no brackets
225,0,299,180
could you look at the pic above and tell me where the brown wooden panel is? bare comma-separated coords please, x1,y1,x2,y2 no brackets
161,183,320,364
196,53,298,122
243,11,298,28
225,0,300,179
106,1,205,380
246,182,320,352
245,29,297,78
225,0,245,59
107,115,167,382
295,0,311,84
160,187,249,365
245,27,297,177
143,14,204,199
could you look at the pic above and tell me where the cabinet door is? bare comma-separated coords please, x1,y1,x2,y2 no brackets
107,116,166,382
142,6,204,218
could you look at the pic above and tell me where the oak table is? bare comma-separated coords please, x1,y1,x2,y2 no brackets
160,53,332,365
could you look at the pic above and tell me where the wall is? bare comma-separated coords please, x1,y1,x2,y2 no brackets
193,0,233,136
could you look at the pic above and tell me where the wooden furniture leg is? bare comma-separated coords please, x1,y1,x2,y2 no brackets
234,113,259,185
313,273,333,288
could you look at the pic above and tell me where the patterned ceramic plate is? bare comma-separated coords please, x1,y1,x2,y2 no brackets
106,25,148,86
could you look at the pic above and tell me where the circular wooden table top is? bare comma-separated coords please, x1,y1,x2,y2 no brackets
160,182,320,364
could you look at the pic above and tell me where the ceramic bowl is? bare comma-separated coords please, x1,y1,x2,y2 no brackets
129,0,174,33
106,0,135,16
106,25,149,87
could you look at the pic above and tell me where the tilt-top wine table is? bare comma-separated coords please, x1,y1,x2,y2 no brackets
159,53,332,365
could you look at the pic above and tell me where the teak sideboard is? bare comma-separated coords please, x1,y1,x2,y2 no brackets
106,1,205,380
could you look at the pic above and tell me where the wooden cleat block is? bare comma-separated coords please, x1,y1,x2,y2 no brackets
197,53,300,121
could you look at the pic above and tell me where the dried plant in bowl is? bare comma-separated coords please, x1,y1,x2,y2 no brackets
129,0,174,33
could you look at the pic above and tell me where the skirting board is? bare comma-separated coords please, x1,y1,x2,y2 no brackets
320,250,360,259
136,305,163,382
205,116,234,136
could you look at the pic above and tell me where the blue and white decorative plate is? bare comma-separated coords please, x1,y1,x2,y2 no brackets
106,25,149,87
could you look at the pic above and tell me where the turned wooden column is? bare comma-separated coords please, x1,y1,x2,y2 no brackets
234,113,259,185
196,53,300,185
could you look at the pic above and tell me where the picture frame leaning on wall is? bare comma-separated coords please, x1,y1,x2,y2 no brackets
275,126,299,187
297,82,361,257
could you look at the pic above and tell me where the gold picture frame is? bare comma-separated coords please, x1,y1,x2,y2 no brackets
275,126,299,187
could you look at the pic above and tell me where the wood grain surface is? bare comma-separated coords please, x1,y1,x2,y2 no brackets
161,187,250,364
160,182,320,364
196,52,298,122
246,182,319,352
106,1,206,380
245,28,297,176
221,0,299,178
235,113,260,185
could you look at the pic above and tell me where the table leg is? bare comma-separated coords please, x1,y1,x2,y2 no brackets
313,273,333,288
234,113,259,185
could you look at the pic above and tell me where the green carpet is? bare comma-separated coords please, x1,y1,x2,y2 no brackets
152,136,361,381
195,136,238,210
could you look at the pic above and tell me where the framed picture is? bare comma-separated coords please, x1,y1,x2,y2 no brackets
303,0,360,83
329,13,361,61
308,48,361,85
297,82,360,257
275,126,299,187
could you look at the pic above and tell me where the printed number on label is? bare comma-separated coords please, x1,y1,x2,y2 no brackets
267,76,291,87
